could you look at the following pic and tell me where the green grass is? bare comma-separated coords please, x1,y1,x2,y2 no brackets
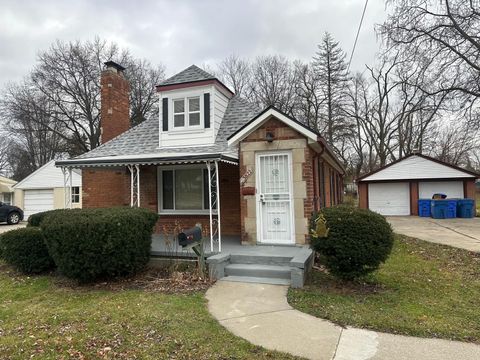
288,235,480,343
0,265,297,359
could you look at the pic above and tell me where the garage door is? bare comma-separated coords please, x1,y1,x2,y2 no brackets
419,181,464,199
24,189,54,218
368,182,410,216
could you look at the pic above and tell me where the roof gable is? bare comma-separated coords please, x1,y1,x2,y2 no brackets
227,106,319,146
359,154,479,182
14,160,82,189
159,65,215,86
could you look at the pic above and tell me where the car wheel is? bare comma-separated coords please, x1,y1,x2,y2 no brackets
7,212,20,225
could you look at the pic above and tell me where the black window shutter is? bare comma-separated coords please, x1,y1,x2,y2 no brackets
162,98,168,131
204,93,210,128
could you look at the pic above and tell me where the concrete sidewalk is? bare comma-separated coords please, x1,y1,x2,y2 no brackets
387,216,480,252
206,281,480,360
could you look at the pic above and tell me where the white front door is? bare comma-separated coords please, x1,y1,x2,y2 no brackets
256,152,295,244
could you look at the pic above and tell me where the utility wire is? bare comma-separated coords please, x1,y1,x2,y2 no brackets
347,0,369,73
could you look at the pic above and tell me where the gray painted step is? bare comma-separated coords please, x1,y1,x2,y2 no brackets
225,263,291,279
220,275,291,286
229,254,292,265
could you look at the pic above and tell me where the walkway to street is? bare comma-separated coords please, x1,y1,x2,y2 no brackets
206,281,480,360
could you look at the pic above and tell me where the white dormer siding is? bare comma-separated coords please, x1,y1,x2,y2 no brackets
213,86,231,138
158,83,233,148
158,85,214,148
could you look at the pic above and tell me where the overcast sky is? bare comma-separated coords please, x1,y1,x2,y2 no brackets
0,0,387,88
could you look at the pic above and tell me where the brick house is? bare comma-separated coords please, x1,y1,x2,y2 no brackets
57,62,345,252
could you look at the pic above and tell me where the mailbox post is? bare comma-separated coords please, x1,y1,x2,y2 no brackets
178,224,205,275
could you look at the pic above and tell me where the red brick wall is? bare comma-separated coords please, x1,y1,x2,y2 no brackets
100,68,130,144
82,168,130,207
464,179,477,210
358,182,368,209
303,147,315,219
410,181,419,215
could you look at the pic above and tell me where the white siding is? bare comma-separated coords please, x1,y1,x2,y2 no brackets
419,181,464,199
158,84,233,148
213,89,230,138
159,85,215,148
368,182,410,216
362,155,475,181
14,161,82,190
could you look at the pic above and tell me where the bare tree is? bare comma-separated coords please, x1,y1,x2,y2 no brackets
379,0,480,120
0,135,11,176
29,38,164,153
217,54,251,96
295,61,325,131
126,58,165,126
248,55,299,115
0,83,67,170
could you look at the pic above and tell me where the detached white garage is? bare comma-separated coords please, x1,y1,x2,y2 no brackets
357,154,479,216
13,161,82,218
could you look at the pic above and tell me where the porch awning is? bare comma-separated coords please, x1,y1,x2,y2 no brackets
55,152,238,168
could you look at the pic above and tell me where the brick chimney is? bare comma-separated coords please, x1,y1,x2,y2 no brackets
100,61,130,144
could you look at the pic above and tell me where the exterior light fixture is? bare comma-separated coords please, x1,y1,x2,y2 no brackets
265,131,274,143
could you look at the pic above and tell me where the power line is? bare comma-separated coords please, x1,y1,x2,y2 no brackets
347,0,369,73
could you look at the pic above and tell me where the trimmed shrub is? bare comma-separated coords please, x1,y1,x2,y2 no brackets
27,209,66,227
311,205,394,280
0,227,55,274
42,207,159,282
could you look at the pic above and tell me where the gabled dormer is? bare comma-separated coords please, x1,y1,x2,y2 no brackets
156,65,234,148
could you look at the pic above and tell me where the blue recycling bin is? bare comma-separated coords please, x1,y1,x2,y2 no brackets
431,199,457,219
456,199,475,218
418,199,431,217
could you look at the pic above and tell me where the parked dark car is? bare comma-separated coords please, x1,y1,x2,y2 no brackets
0,202,24,225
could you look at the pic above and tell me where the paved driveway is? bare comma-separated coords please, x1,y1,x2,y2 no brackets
0,222,27,234
387,216,480,252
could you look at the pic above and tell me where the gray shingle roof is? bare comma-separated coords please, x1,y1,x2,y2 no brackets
74,95,260,160
159,65,216,86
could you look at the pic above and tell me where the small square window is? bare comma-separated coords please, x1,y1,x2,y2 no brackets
72,186,80,204
189,97,200,112
174,99,185,113
174,114,185,127
189,112,200,126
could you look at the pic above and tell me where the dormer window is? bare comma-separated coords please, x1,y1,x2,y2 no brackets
172,96,202,129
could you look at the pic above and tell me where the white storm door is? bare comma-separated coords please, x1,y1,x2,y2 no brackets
256,152,294,244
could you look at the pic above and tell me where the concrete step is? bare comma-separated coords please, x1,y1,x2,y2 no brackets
229,254,292,265
225,263,291,279
220,275,291,286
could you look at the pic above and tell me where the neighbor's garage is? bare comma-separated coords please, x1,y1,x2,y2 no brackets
357,154,478,216
23,189,54,218
13,160,82,219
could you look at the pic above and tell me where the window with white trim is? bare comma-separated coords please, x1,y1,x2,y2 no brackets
3,193,11,205
159,167,215,213
71,186,80,204
172,96,202,129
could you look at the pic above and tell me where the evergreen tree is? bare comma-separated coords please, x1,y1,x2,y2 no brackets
312,32,350,147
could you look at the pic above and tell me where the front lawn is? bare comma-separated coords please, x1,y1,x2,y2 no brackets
0,264,296,359
288,235,480,343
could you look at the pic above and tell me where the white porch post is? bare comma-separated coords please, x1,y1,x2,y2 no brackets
215,160,221,252
62,167,72,209
207,161,214,252
128,164,140,207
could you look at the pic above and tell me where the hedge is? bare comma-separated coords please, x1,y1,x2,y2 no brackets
27,209,66,227
41,207,159,282
311,205,394,280
0,227,55,274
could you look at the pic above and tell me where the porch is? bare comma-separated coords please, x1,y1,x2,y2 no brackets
150,234,313,288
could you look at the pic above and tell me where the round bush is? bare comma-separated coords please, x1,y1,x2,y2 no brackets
0,227,55,274
311,205,394,280
41,207,159,282
27,209,65,227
